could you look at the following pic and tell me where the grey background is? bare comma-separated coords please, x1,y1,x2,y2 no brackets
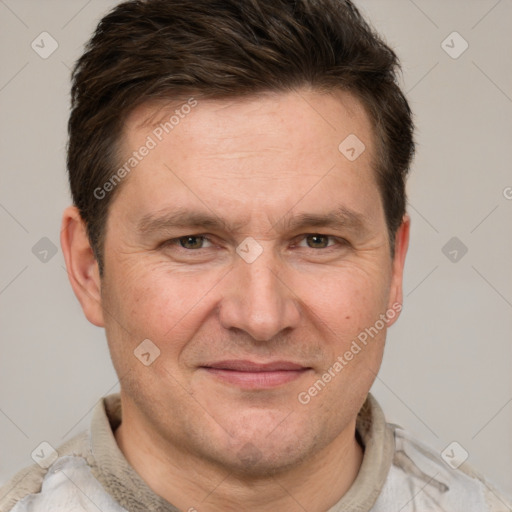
1,0,511,498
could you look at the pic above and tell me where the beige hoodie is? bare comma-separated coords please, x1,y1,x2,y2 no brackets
1,393,510,512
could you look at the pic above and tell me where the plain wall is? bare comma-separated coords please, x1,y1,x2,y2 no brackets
1,0,511,497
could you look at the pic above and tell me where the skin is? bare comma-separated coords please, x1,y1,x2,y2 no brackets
61,88,410,512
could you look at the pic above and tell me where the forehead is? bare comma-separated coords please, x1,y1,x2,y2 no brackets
124,89,374,156
110,89,382,232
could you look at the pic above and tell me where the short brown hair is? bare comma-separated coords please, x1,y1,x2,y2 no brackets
67,0,415,275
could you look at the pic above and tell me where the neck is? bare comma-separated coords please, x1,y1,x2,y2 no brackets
114,406,364,512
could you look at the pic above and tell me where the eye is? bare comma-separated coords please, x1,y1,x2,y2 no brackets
295,234,347,250
160,233,348,253
164,235,214,250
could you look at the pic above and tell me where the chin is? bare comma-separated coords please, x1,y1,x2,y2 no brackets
200,416,321,478
214,439,314,479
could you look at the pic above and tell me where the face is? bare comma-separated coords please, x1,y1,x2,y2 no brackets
84,89,408,475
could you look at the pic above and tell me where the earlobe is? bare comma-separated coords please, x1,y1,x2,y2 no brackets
386,214,410,326
60,206,105,327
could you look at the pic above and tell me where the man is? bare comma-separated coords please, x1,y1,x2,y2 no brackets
1,0,510,510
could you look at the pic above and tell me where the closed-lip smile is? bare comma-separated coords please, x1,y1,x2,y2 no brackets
200,360,311,388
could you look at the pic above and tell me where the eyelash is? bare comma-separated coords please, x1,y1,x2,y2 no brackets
161,234,348,253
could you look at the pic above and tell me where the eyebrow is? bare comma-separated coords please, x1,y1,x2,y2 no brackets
136,206,369,238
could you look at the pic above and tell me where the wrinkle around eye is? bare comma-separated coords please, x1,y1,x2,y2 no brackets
293,234,349,250
158,233,351,254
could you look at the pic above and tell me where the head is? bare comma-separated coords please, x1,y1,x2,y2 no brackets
62,0,414,477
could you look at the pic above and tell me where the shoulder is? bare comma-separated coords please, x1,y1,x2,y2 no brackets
0,431,100,512
373,424,512,512
0,394,129,512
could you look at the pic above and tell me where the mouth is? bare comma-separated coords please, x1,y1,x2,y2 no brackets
199,360,312,389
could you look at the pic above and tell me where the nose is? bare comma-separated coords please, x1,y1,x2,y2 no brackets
218,245,301,342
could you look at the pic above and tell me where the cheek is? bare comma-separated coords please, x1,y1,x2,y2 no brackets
103,251,392,363
104,262,222,342
299,266,392,390
308,266,391,329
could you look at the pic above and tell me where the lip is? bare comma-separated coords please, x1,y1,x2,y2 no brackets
200,360,311,389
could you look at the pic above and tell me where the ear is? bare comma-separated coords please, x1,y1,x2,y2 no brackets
386,214,410,327
60,206,105,327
